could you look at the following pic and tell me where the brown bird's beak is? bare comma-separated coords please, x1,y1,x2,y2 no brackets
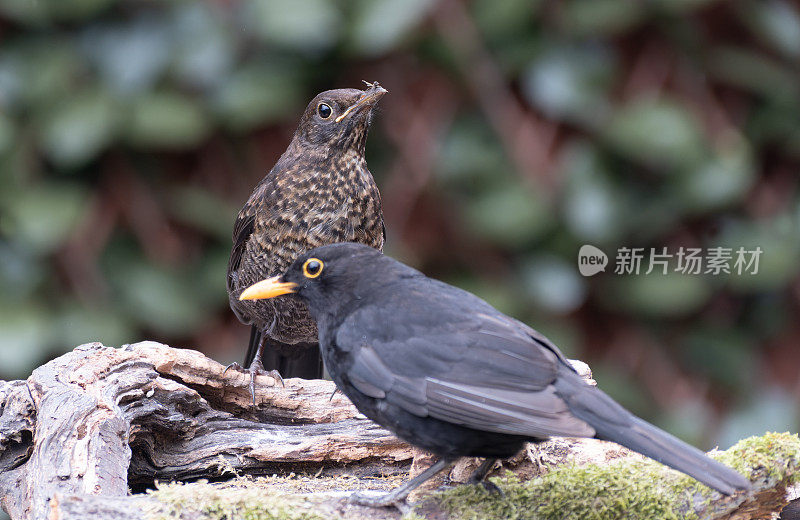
239,276,298,301
335,81,388,122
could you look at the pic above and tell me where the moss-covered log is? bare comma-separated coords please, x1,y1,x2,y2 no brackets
0,342,797,520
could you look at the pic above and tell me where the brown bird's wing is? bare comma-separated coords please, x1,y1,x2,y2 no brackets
228,213,256,292
334,283,595,438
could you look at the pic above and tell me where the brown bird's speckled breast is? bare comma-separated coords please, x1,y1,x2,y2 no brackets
227,148,384,345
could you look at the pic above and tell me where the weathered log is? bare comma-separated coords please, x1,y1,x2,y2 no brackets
0,342,413,520
0,342,797,520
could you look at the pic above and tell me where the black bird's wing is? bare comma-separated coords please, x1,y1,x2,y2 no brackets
335,281,595,438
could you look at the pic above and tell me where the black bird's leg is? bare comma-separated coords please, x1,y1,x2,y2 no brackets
349,457,455,508
467,458,503,495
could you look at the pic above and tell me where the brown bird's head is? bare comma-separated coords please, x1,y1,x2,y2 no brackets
292,81,387,155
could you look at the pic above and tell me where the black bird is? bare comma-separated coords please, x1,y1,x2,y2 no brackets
239,242,752,507
227,83,386,398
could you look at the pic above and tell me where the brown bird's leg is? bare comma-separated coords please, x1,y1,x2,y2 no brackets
246,336,285,406
467,458,502,494
224,331,284,406
348,457,455,508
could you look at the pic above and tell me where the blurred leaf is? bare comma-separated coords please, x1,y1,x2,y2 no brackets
740,0,800,59
80,15,172,96
56,304,134,349
47,0,114,21
39,88,119,168
472,0,541,41
680,327,755,389
126,91,210,149
0,0,50,25
0,304,51,379
0,113,15,156
193,246,234,307
348,0,434,56
0,39,81,110
560,141,625,243
708,46,799,101
212,62,304,131
591,363,655,418
523,42,615,127
715,216,800,291
3,183,88,254
604,98,705,170
676,134,755,211
719,389,800,449
559,0,645,36
244,0,341,53
110,260,209,337
168,186,238,241
521,255,587,314
652,0,718,12
601,272,712,317
0,0,113,25
748,98,800,148
658,398,714,450
436,114,510,189
172,3,236,88
0,241,45,302
465,184,553,247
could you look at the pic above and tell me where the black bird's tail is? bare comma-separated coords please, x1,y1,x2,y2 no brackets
555,366,751,495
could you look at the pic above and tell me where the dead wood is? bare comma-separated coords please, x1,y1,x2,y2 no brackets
0,342,796,520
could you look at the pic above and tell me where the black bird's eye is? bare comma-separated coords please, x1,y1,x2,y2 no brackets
302,258,324,278
317,103,332,119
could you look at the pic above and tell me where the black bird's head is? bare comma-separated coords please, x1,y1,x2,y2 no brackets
238,242,416,319
292,81,387,156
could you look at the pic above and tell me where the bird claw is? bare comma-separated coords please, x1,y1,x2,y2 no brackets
246,368,285,406
266,369,285,388
223,362,243,376
223,361,285,406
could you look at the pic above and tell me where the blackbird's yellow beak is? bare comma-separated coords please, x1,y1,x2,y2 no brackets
239,276,298,301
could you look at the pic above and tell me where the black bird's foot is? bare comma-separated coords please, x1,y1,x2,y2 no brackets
466,458,502,495
473,479,504,496
348,458,455,510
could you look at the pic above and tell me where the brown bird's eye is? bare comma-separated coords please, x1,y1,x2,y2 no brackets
302,258,324,278
317,103,332,119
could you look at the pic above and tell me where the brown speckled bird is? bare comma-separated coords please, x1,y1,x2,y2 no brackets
227,82,386,398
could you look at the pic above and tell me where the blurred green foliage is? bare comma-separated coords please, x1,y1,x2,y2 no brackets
0,0,798,449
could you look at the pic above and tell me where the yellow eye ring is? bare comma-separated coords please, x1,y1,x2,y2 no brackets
302,258,324,278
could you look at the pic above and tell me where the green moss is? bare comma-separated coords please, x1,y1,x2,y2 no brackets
714,431,800,483
146,478,329,520
435,432,800,520
141,433,800,519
